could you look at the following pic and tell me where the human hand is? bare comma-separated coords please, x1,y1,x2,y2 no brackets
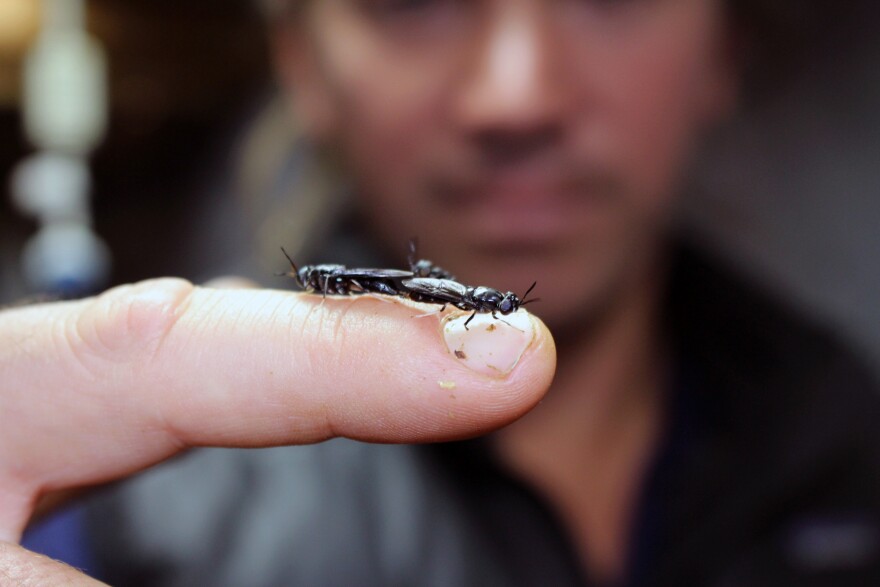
0,278,555,583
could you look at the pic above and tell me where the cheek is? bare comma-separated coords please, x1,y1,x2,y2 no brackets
620,64,718,206
316,31,456,222
341,90,444,244
571,4,730,210
342,93,433,207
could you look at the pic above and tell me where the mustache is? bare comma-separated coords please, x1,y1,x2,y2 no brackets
424,159,626,206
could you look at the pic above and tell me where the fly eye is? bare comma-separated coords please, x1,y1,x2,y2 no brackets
499,298,513,313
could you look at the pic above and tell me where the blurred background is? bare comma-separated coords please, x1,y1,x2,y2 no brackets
0,0,269,296
0,0,877,375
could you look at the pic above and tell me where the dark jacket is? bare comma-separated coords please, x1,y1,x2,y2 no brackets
86,244,880,586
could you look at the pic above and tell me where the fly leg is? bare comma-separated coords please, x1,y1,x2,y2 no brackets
412,302,449,319
413,305,446,318
490,311,523,332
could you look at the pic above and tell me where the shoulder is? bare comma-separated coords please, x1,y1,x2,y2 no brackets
670,241,879,420
660,243,880,583
671,240,880,457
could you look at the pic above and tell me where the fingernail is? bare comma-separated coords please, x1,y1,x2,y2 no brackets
442,311,536,377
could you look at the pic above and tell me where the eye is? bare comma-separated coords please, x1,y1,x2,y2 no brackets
561,0,641,9
353,0,474,47
554,0,648,31
499,298,513,313
359,0,458,17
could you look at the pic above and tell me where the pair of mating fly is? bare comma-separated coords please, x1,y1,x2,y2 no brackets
279,241,537,329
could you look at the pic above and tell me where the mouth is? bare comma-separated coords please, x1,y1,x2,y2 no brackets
426,164,622,244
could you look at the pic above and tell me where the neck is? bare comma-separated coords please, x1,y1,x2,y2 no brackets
493,254,669,583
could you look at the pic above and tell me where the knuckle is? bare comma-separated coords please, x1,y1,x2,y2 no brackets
67,278,195,373
296,300,367,381
301,304,352,372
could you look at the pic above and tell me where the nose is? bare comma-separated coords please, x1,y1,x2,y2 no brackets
454,4,565,150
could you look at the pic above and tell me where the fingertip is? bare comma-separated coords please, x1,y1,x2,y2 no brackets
441,310,556,431
330,306,556,443
449,311,556,433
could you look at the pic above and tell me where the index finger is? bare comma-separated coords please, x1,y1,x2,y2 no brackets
0,278,556,538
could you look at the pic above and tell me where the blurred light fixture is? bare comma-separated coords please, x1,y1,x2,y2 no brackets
0,0,40,56
8,0,111,297
23,0,107,152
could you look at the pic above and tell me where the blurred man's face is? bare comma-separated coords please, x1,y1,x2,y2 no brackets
274,0,736,328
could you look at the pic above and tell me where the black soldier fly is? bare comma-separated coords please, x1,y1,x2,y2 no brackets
407,238,455,280
279,247,412,297
278,246,539,328
401,277,538,329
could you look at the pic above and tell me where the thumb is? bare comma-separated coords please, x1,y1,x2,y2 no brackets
0,541,107,586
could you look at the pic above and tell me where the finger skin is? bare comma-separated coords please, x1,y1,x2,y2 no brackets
0,278,556,541
201,276,259,289
0,541,108,586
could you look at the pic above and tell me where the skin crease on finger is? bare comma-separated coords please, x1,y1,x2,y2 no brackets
0,279,555,541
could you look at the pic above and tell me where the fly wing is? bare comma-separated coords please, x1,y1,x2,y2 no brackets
402,278,468,303
344,268,414,278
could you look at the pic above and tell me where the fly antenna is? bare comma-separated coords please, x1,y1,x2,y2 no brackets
520,281,537,304
407,237,419,268
277,246,299,276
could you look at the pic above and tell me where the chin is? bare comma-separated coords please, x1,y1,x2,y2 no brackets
447,253,606,329
526,278,612,332
454,234,661,336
